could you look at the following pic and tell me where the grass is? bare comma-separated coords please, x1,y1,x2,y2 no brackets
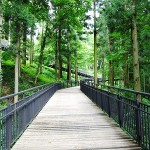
0,60,57,109
22,63,56,84
2,60,57,94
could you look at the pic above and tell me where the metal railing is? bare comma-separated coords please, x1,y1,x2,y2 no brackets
0,83,61,150
80,80,150,150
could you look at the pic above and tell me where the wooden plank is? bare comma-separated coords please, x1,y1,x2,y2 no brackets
12,87,141,150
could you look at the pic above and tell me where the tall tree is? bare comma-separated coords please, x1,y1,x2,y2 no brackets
51,0,91,80
35,23,48,84
0,0,3,96
30,25,34,65
13,21,20,102
22,22,27,65
94,0,98,87
132,0,141,93
3,0,33,101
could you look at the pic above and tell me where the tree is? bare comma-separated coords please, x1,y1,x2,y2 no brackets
94,0,98,87
35,23,48,84
0,0,3,96
132,0,141,93
3,0,34,101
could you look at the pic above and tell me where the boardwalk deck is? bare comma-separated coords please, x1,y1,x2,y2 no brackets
12,87,141,150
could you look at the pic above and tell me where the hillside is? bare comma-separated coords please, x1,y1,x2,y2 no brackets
2,60,56,96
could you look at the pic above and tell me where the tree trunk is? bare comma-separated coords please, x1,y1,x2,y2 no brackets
108,36,114,86
94,0,97,87
109,60,114,86
67,52,71,81
124,52,129,88
18,37,21,77
14,46,19,103
67,30,71,81
55,31,58,80
22,23,27,65
14,23,20,103
101,54,105,85
35,24,48,84
0,4,2,96
58,27,62,79
75,50,78,81
30,27,34,65
132,0,141,95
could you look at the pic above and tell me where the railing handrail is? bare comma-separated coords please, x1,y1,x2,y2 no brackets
0,84,57,120
0,80,80,103
98,83,150,97
0,83,54,102
81,79,150,98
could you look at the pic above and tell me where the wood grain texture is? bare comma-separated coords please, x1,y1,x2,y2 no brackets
12,87,141,150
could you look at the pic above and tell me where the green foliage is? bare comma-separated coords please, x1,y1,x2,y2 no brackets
1,60,56,95
2,50,14,61
1,0,149,97
96,0,150,92
22,63,56,85
142,98,150,105
0,100,7,110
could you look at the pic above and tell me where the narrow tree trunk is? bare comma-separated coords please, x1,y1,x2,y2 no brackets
132,0,141,95
108,36,114,86
67,52,71,81
101,54,105,85
22,23,27,65
109,60,114,86
58,27,62,79
75,50,78,81
0,5,2,96
14,47,19,103
124,52,129,88
35,24,48,84
94,0,97,87
55,31,58,80
67,30,71,81
14,23,20,103
30,27,34,65
18,37,21,77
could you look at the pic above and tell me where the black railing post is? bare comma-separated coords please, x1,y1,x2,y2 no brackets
95,88,97,105
135,96,142,146
6,104,12,150
101,89,103,111
117,90,123,127
107,90,111,117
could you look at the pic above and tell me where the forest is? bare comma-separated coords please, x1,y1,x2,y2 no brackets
0,0,150,97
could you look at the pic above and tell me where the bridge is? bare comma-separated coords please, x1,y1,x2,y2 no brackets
0,81,150,150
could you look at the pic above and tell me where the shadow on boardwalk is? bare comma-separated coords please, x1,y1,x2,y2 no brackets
12,87,141,150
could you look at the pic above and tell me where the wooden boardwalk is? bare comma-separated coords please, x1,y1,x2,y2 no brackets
12,87,141,150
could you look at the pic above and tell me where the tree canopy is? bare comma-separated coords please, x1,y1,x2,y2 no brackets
0,0,149,97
